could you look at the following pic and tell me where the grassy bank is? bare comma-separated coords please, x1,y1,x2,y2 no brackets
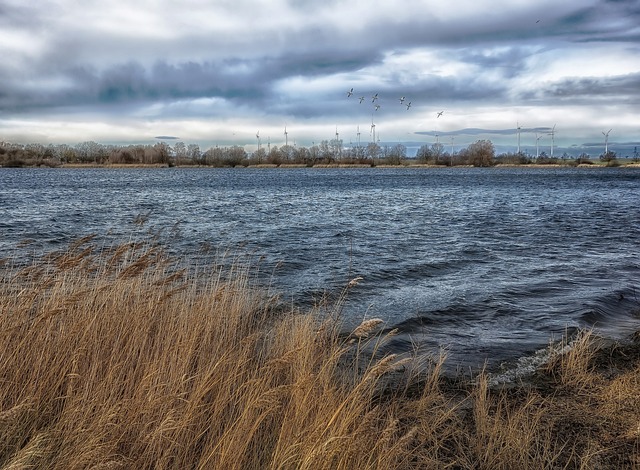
1,239,639,469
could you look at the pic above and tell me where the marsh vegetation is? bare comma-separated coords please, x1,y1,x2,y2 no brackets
1,238,639,468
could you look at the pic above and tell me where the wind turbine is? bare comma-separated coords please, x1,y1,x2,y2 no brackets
602,128,612,155
535,132,542,159
517,121,522,154
284,125,288,146
548,124,556,157
370,117,376,144
357,125,361,150
256,131,261,151
450,136,455,166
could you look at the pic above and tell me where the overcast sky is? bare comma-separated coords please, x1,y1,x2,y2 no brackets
1,0,639,156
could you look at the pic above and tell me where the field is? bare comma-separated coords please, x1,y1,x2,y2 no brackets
1,237,639,469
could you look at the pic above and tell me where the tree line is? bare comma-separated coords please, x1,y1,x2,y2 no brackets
1,138,633,168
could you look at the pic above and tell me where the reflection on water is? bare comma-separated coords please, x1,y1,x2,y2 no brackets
2,167,639,369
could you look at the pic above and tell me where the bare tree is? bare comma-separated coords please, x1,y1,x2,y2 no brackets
465,140,495,167
173,142,187,165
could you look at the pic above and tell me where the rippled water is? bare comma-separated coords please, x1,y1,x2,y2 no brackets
2,167,639,369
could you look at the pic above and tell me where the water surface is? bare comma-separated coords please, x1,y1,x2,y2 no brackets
2,167,639,369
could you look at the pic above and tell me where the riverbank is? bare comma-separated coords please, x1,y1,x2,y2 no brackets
3,160,640,169
1,239,639,468
60,161,640,169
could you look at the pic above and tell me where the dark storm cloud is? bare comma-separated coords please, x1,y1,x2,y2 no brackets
0,0,632,116
556,0,640,42
1,0,638,146
0,2,39,27
536,73,640,103
0,43,382,116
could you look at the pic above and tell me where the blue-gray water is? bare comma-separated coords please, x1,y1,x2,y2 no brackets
2,167,639,370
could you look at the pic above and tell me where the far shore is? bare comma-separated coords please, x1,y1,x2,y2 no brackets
3,161,640,169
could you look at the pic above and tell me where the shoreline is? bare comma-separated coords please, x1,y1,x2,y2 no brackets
3,162,640,169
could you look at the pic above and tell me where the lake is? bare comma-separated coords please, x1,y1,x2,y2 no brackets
2,166,639,371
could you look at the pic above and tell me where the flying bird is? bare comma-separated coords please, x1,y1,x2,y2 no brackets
359,96,365,103
374,104,381,111
347,88,354,97
371,93,379,102
437,111,444,118
399,96,405,104
406,102,411,110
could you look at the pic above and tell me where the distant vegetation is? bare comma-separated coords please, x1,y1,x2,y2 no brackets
1,139,637,168
1,237,639,468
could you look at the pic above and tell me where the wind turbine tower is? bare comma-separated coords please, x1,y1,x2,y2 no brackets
602,129,612,155
284,125,288,147
450,136,455,166
549,124,556,157
256,131,261,151
517,121,522,154
535,132,542,159
370,118,376,145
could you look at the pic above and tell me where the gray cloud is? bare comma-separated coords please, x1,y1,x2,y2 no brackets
534,73,640,103
0,0,638,147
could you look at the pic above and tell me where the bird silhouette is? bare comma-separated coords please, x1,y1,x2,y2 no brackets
371,93,378,102
347,88,354,97
406,102,411,110
437,111,444,118
399,96,405,104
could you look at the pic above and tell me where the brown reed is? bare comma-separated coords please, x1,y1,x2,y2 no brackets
0,239,639,468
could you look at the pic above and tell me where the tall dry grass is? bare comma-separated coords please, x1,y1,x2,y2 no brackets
1,238,639,469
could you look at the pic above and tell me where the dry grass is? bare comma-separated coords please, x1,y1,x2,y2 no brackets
1,238,639,469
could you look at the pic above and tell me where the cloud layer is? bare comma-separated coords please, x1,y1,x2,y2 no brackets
1,0,639,155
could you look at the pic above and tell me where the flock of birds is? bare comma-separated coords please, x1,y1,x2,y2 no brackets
345,88,445,143
347,88,414,111
347,87,444,117
255,88,446,148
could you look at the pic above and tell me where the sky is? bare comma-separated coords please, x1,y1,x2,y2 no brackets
1,0,639,157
